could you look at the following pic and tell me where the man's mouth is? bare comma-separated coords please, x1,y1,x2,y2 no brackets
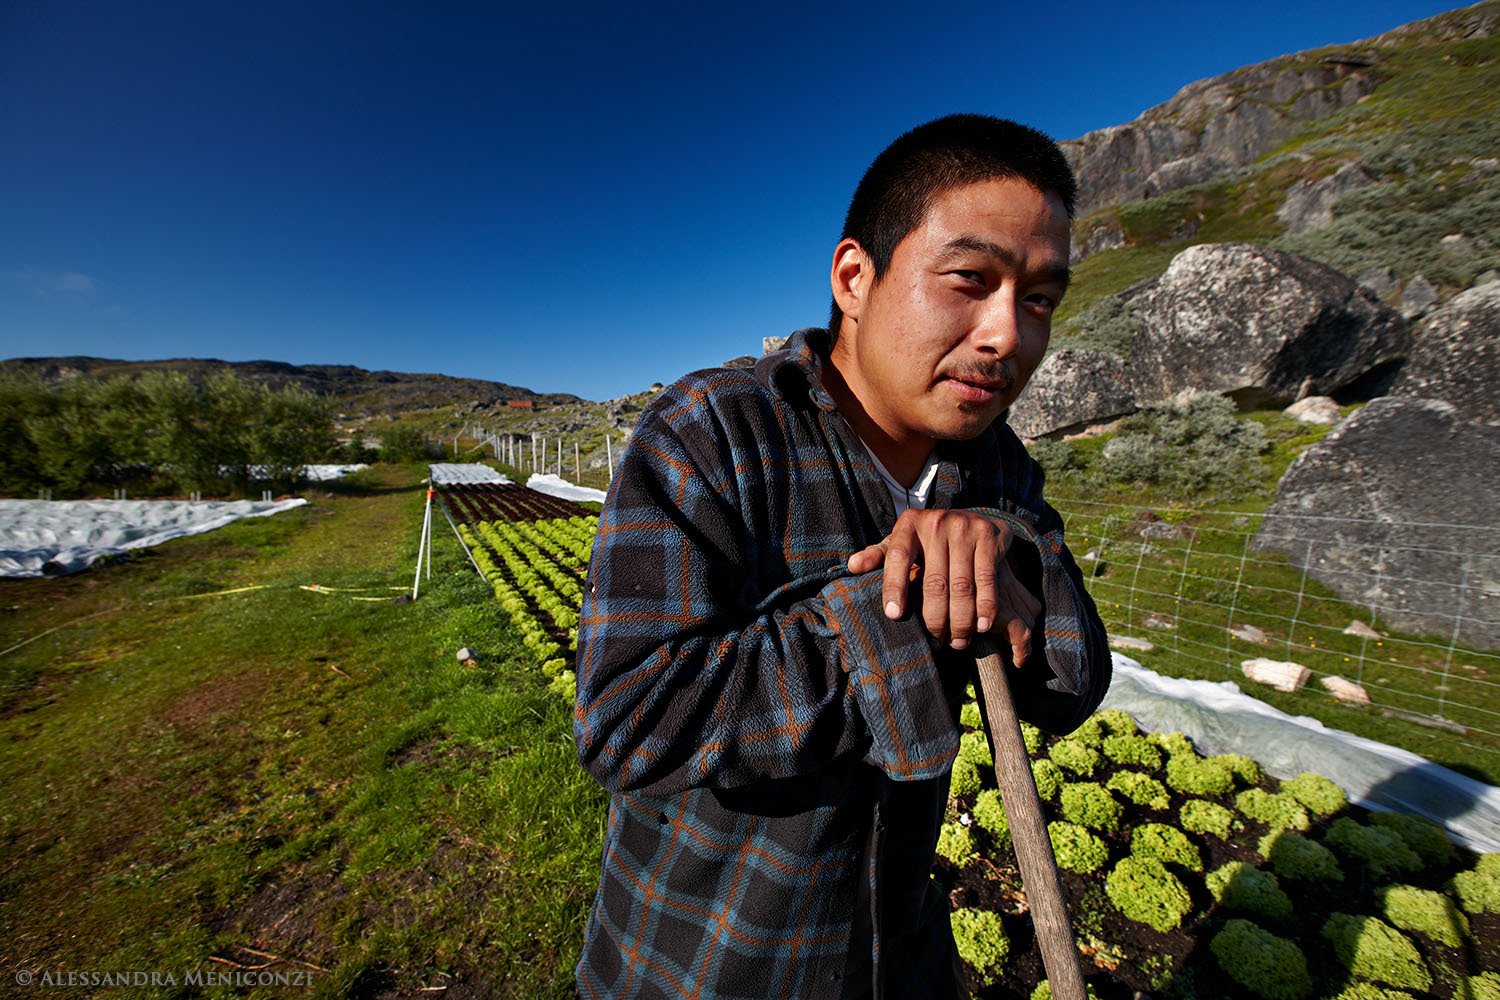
941,367,1011,403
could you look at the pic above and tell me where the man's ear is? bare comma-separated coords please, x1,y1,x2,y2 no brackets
830,238,873,324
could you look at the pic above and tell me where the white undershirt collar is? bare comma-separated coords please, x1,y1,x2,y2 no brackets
858,438,940,516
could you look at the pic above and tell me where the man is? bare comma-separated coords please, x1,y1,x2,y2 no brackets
573,114,1110,999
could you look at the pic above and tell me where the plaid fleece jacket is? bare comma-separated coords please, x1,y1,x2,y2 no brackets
573,328,1110,999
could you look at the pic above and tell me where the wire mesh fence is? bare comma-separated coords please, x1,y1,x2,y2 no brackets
1052,496,1500,784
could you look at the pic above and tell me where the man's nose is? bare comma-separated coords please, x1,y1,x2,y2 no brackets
971,294,1021,357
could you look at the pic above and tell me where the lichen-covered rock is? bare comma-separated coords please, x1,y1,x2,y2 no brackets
1008,349,1136,439
1278,162,1378,234
1254,397,1500,649
1391,279,1500,424
1132,243,1410,408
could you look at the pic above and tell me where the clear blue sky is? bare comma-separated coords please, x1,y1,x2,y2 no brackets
0,0,1466,400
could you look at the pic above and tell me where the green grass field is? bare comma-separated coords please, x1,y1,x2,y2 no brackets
0,465,604,998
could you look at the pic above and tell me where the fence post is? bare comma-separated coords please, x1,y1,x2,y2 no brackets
1287,537,1312,658
1223,521,1254,679
1438,552,1473,721
606,435,613,479
575,441,580,480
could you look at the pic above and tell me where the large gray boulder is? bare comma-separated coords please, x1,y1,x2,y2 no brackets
1277,162,1379,234
1254,397,1500,650
1008,349,1135,439
1391,280,1500,424
1132,243,1411,407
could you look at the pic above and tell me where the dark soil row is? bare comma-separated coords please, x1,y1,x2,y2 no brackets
443,483,594,524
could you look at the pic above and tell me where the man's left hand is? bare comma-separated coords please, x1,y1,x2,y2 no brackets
846,508,1042,667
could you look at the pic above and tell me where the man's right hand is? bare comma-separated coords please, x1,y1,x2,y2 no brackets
846,508,1042,668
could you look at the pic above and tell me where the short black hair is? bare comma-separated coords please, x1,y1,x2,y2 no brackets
828,114,1076,335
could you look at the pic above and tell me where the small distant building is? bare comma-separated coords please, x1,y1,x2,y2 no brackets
506,399,534,409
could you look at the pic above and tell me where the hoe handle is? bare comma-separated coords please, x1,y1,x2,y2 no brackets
974,640,1087,1000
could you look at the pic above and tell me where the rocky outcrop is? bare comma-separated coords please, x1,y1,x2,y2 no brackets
1253,396,1500,649
1008,349,1135,439
1277,162,1379,234
1131,243,1411,407
1061,2,1500,220
1391,279,1500,424
1062,58,1376,215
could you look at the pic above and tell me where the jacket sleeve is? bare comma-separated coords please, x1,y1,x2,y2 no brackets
573,409,960,799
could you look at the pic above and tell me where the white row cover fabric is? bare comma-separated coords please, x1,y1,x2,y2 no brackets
0,498,308,578
1101,653,1500,853
428,464,508,485
526,473,607,504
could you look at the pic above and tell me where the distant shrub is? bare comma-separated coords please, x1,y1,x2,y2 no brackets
1051,738,1101,777
951,908,1008,985
959,701,983,730
1378,884,1469,947
1055,294,1140,356
950,756,982,799
1107,856,1194,933
1282,772,1347,818
958,729,993,769
1236,789,1311,832
1181,799,1240,841
1210,918,1312,1000
1061,782,1123,833
1323,818,1422,879
1321,913,1431,993
1448,853,1500,914
1032,759,1064,801
1132,823,1202,872
1259,830,1343,883
1103,733,1163,771
972,789,1010,849
1049,821,1110,875
1101,393,1269,494
1166,754,1237,798
1206,861,1293,921
1107,771,1171,810
936,820,977,867
1368,812,1455,868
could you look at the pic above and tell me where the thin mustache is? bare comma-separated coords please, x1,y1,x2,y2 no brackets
942,364,1013,390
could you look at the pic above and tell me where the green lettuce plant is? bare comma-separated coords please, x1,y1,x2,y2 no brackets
1323,817,1422,879
1061,782,1123,833
1237,789,1311,832
951,907,1009,986
1132,823,1203,872
1048,821,1110,875
1106,855,1194,933
1209,918,1312,1000
1377,884,1469,947
1282,772,1347,818
1321,913,1431,993
1181,799,1240,840
1259,830,1344,883
1107,770,1170,810
1206,861,1293,921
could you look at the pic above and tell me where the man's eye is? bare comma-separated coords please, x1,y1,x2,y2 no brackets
951,269,985,285
1025,293,1057,313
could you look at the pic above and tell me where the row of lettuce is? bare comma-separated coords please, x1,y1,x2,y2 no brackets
456,506,1499,999
458,513,594,703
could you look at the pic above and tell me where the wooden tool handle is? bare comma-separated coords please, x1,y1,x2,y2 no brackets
973,640,1088,1000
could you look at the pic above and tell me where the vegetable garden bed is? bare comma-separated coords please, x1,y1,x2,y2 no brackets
445,482,595,524
445,500,1499,998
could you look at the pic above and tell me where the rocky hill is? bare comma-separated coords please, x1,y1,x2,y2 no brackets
1053,0,1499,351
0,355,584,416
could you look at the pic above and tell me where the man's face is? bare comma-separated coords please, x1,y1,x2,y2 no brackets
830,177,1070,452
